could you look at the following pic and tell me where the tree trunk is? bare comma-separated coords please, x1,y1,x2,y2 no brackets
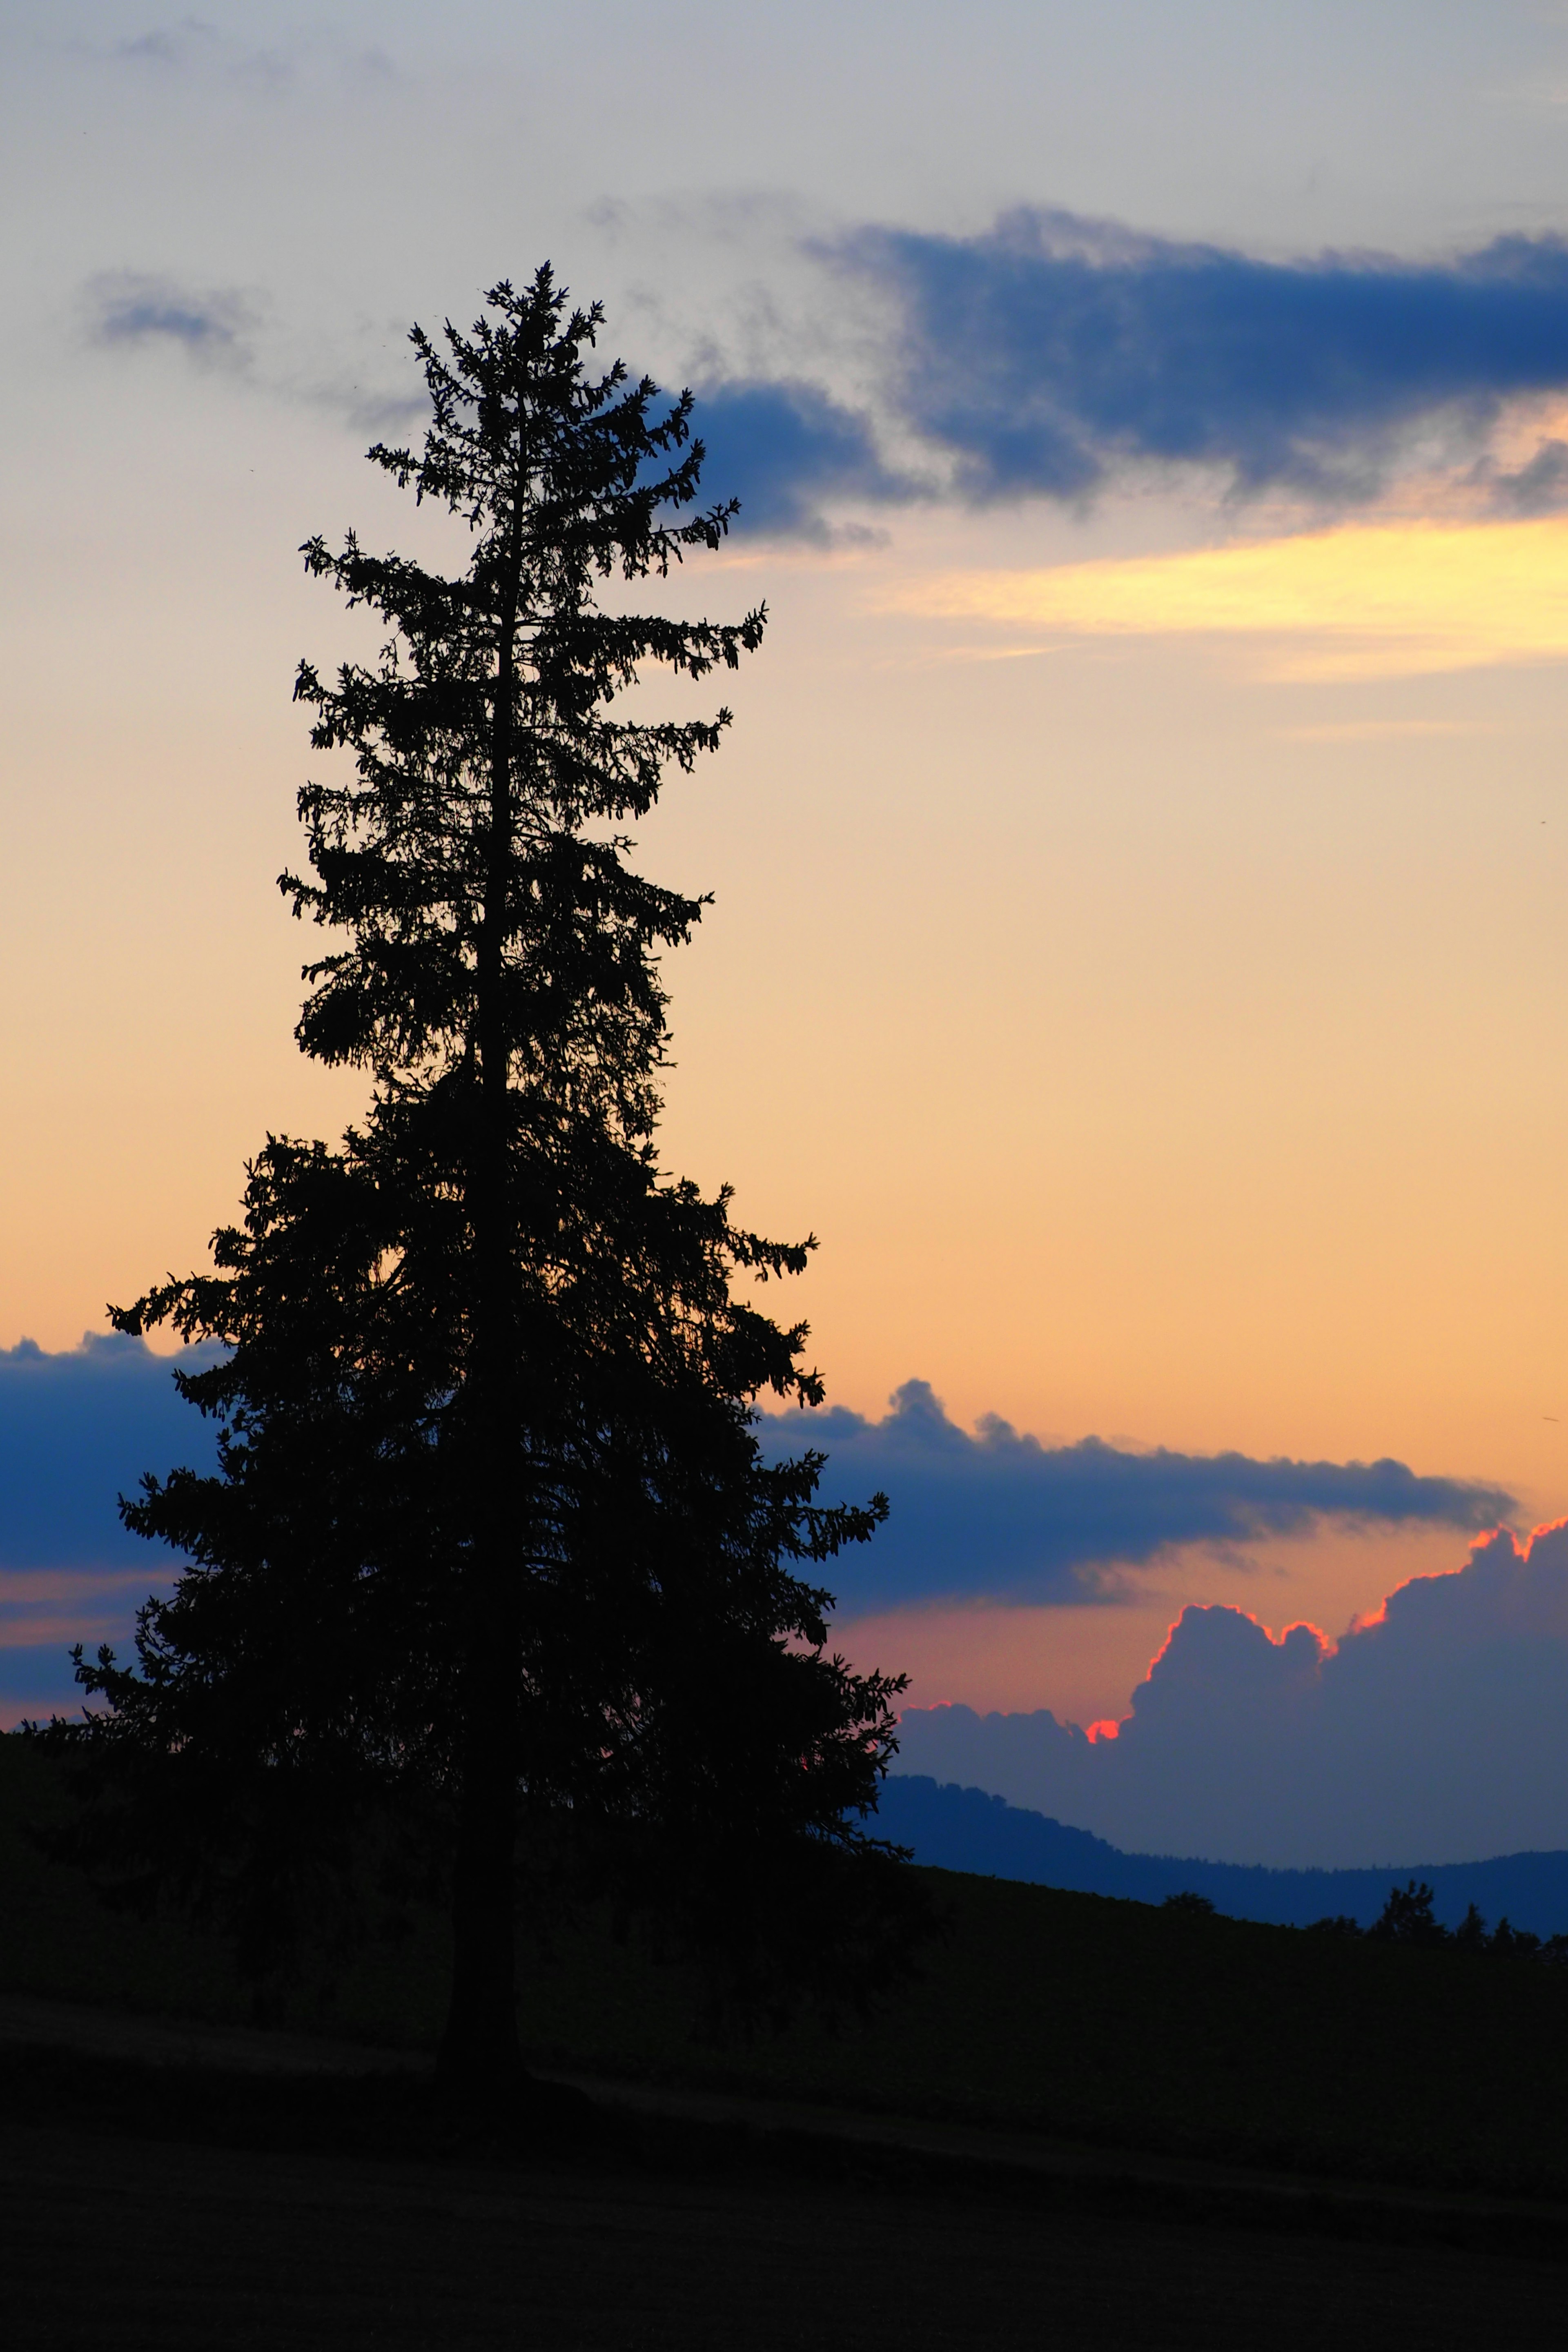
439,447,529,2098
438,1680,524,2093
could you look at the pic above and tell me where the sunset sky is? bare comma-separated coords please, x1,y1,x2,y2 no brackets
4,4,1568,1854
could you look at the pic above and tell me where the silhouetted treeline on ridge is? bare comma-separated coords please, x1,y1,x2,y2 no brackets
881,1776,1568,1941
1165,1878,1568,1959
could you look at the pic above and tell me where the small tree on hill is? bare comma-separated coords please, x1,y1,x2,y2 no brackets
64,272,908,2097
1369,1880,1448,1947
1452,1902,1488,1953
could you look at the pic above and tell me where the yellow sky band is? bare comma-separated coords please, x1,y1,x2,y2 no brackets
891,517,1568,677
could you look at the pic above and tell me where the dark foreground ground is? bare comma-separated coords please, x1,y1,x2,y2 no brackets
11,1734,1568,2344
6,2017,1568,2351
12,1736,1568,2198
11,2115,1568,2352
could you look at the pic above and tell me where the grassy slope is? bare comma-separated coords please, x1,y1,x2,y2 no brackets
5,1736,1568,2197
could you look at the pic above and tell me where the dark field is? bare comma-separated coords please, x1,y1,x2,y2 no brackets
8,1730,1568,2198
9,2093,1568,2352
9,1732,1568,2347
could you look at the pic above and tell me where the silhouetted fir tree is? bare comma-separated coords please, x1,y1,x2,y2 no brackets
1453,1902,1489,1954
1488,1915,1540,1958
63,272,909,2099
1369,1880,1448,1947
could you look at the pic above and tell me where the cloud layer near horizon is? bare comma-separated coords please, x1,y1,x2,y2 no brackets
0,1332,221,1570
754,1381,1512,1613
894,1521,1568,1868
0,1333,216,1716
0,1345,1513,1716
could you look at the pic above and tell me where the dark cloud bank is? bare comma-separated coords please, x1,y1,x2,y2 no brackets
0,1332,216,1570
753,1380,1510,1613
894,1521,1568,1870
688,379,907,542
1,1345,1535,1874
699,212,1568,532
0,1334,216,1717
6,1350,1495,1613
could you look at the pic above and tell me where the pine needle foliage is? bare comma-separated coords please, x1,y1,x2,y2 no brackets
58,272,910,2092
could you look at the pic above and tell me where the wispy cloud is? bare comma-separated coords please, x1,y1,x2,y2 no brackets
1276,718,1501,741
885,517,1568,678
85,270,258,367
76,204,1568,576
109,18,294,93
114,21,222,68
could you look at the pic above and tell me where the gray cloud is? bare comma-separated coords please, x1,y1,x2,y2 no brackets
835,212,1568,503
753,1380,1513,1611
114,23,220,68
110,20,295,92
893,1520,1568,1868
695,212,1568,533
692,379,915,542
85,271,257,365
1488,436,1568,514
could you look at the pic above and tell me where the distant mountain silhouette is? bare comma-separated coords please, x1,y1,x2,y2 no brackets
880,1775,1568,1937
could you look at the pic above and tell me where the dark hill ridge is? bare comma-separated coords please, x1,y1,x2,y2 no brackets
879,1775,1568,1937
